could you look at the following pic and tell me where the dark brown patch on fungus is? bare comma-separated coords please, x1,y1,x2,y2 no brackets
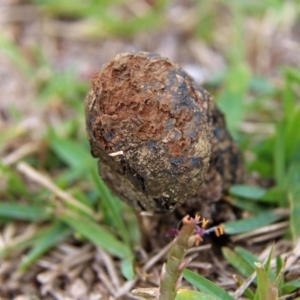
85,52,243,213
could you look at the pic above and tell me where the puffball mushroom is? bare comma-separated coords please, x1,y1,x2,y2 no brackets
85,52,243,213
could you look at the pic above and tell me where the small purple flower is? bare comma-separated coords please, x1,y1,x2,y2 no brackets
166,215,224,240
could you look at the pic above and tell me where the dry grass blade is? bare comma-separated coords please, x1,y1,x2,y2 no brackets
93,263,116,297
116,280,138,298
1,142,41,166
34,245,98,298
231,221,289,243
96,247,121,289
186,244,211,255
284,237,300,271
247,228,287,244
16,161,95,217
0,223,38,252
232,269,257,299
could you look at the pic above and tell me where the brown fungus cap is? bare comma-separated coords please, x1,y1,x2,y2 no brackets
85,52,241,213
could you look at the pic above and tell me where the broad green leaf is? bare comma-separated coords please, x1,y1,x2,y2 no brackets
20,222,71,271
176,289,218,300
224,210,284,234
183,269,235,300
61,212,132,259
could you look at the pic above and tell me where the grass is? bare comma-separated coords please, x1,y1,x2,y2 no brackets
0,0,300,299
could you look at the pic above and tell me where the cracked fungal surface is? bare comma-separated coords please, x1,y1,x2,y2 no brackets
85,52,243,213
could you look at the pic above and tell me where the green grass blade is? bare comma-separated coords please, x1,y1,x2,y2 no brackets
285,109,300,162
282,280,300,293
61,212,132,259
19,222,72,271
90,167,133,245
260,186,285,204
255,262,278,300
288,186,300,245
0,225,41,258
1,164,31,198
274,121,286,186
218,63,250,136
176,289,218,300
235,247,261,266
183,269,235,300
122,204,141,247
230,185,266,200
222,247,254,278
229,197,267,213
275,256,284,290
265,244,274,273
49,136,94,170
0,30,34,79
284,67,300,117
0,203,50,221
120,257,135,280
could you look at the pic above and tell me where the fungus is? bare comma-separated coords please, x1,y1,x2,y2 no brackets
85,52,243,213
